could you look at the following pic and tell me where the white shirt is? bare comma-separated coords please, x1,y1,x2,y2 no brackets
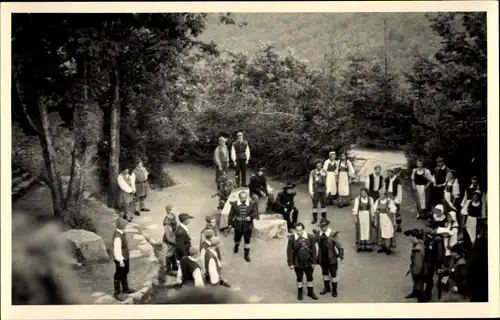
230,141,251,162
365,174,382,191
294,231,308,240
387,176,403,204
113,229,125,262
176,256,204,288
373,198,397,214
207,247,222,285
117,173,135,194
352,196,374,215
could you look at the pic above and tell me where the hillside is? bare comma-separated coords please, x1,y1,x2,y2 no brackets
199,12,441,81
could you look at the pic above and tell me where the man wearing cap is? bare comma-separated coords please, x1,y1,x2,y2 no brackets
117,166,135,217
286,222,318,300
403,228,426,302
204,237,231,288
460,189,483,245
309,159,328,224
175,213,194,260
323,152,338,203
113,217,135,300
274,182,299,232
228,191,258,262
230,132,251,188
176,247,204,288
214,136,230,191
431,157,448,207
131,159,150,216
373,190,398,254
315,218,344,298
248,167,275,214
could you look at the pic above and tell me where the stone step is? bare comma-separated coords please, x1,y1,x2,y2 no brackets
11,172,31,186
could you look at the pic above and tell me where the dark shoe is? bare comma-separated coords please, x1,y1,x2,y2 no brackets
134,211,141,216
405,292,417,299
356,247,362,253
331,282,338,297
113,293,124,301
113,280,121,296
122,288,135,294
220,280,231,288
385,247,392,255
396,225,402,233
320,212,327,219
141,208,150,212
233,244,239,254
244,248,251,262
377,247,385,253
307,287,319,300
297,287,304,301
311,213,318,224
366,246,374,252
320,281,331,295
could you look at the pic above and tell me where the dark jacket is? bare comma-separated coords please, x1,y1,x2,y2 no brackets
467,233,488,302
228,199,258,232
410,240,426,278
315,228,344,266
175,224,191,259
286,232,317,268
249,174,267,196
275,190,296,211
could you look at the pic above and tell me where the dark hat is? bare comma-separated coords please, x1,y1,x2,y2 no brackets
116,217,129,230
472,189,482,196
205,215,216,223
283,181,296,189
436,156,444,162
257,167,265,172
178,213,194,223
404,228,424,240
319,218,331,227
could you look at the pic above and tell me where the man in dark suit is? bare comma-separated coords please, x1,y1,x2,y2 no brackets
175,213,194,261
228,191,259,262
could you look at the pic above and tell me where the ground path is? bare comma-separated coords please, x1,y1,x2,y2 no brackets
134,163,428,303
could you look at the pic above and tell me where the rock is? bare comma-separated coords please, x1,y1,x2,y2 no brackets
62,229,109,262
143,280,152,288
129,292,144,303
129,249,143,259
83,191,92,199
133,234,146,241
253,217,287,241
145,224,159,230
139,286,150,294
151,278,160,287
149,238,159,245
122,297,134,304
138,243,154,256
95,294,118,304
91,292,107,298
259,213,283,220
148,255,159,263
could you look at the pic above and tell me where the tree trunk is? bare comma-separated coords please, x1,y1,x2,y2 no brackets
64,55,91,223
108,57,121,208
36,97,65,217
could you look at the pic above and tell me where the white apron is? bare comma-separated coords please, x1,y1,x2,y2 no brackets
416,185,426,210
466,216,477,245
326,172,338,196
338,170,350,197
379,213,394,239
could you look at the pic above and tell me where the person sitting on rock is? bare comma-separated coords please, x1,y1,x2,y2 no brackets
274,182,299,233
113,217,135,300
177,247,204,288
175,213,194,261
248,167,275,214
204,237,231,288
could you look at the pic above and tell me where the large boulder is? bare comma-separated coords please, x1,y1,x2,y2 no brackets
253,214,287,241
62,229,110,263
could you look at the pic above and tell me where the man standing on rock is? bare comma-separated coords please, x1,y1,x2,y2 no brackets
131,159,150,216
177,247,204,288
274,182,299,233
214,136,230,191
117,165,135,217
231,132,251,188
228,191,258,262
248,167,275,214
175,213,194,261
113,217,135,300
309,159,328,224
286,222,318,301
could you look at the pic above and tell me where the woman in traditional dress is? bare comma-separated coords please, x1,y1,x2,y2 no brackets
460,190,483,245
323,152,338,204
373,190,398,255
352,188,375,252
442,170,460,214
460,176,481,209
335,152,355,208
411,159,434,219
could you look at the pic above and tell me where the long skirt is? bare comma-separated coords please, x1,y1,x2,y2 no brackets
326,172,338,197
444,228,458,256
357,210,371,241
465,216,477,245
135,181,149,198
338,171,350,204
443,192,458,213
415,185,427,211
379,213,394,239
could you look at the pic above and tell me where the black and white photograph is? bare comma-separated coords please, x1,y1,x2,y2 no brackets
2,1,499,319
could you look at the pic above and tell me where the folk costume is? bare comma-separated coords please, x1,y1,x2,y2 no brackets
203,239,231,288
323,152,338,202
403,229,427,302
117,168,135,216
248,169,275,213
286,230,318,300
228,196,259,262
316,219,344,297
373,192,398,254
161,210,178,278
274,182,299,231
176,248,204,288
175,213,194,260
335,157,355,207
448,242,468,296
460,180,481,209
199,216,222,260
113,218,134,299
460,190,483,245
411,167,434,216
131,162,150,215
435,211,459,288
308,163,328,224
442,174,460,214
431,158,448,207
352,193,375,252
365,172,383,201
385,172,403,239
230,132,251,187
214,137,230,191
